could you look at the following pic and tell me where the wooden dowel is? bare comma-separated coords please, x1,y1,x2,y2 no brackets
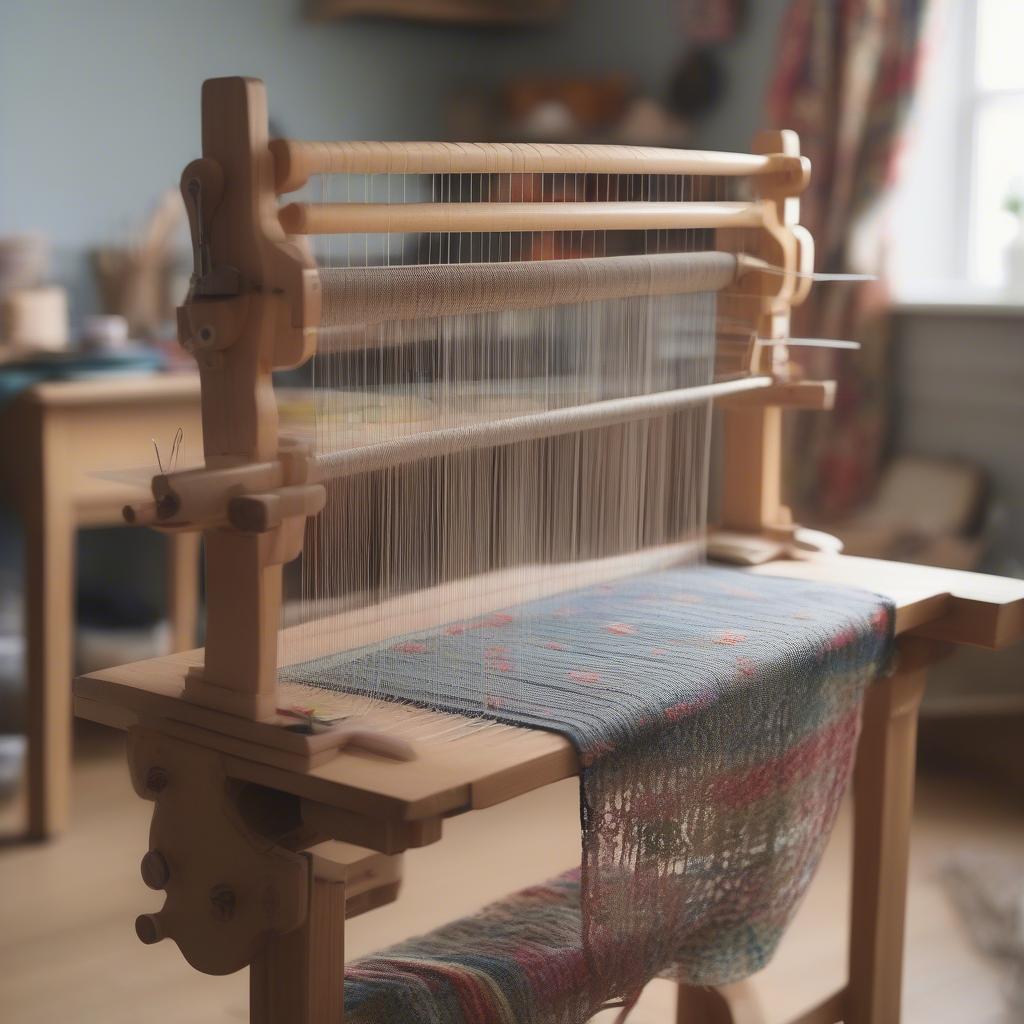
122,501,160,526
318,251,738,327
313,376,772,481
279,200,764,237
152,461,284,524
228,484,326,533
271,138,794,194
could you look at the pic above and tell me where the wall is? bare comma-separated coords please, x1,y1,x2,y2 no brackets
890,304,1024,714
0,0,787,319
691,0,790,152
892,307,1024,573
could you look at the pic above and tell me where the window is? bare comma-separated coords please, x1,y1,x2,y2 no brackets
969,0,1024,286
890,0,1024,298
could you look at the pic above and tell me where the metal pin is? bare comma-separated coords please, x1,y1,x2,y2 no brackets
169,427,184,472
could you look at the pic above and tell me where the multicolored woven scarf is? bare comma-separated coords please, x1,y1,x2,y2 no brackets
294,566,893,1022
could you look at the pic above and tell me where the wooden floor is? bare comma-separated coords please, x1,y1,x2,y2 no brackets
0,722,1020,1024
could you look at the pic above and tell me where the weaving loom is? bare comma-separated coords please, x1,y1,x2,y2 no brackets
73,78,1024,1024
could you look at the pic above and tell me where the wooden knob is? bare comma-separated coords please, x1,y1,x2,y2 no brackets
122,502,158,525
135,913,165,945
144,766,169,793
140,850,170,890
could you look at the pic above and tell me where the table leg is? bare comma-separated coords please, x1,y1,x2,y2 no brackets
24,421,74,840
166,531,201,652
251,853,347,1024
676,980,764,1023
845,637,940,1024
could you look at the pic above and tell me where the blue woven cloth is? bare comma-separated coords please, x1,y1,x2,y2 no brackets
290,565,894,1021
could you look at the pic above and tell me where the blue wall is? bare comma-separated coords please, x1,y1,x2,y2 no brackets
0,0,787,318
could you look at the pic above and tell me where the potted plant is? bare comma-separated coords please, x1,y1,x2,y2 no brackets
1004,186,1024,297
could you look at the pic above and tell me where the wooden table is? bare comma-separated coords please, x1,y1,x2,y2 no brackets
73,553,1024,1023
0,374,203,838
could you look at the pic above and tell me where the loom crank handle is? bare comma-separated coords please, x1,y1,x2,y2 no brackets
180,157,241,299
186,167,212,282
177,157,252,366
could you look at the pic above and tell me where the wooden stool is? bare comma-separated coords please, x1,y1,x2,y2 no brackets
0,376,202,839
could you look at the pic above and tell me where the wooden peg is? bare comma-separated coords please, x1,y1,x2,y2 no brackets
228,484,326,533
135,912,165,945
141,849,171,890
122,501,160,526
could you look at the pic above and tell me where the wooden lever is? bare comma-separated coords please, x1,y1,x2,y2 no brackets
228,484,326,533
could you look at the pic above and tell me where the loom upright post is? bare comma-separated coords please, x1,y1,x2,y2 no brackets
166,76,322,720
719,129,811,538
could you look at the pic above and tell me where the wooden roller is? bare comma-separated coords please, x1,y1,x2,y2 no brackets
279,199,766,236
270,138,809,195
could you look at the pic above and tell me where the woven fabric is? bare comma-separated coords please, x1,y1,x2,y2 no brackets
345,871,587,1024
298,566,893,1021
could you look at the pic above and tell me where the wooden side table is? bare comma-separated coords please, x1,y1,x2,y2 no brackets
0,374,203,838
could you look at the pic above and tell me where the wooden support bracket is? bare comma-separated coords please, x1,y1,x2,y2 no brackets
121,438,325,722
128,727,309,976
301,798,443,855
127,727,408,998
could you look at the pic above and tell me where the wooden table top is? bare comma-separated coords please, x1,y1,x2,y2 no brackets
0,373,204,521
15,373,201,408
74,553,1024,833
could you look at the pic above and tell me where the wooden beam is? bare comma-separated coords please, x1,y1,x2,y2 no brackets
845,638,941,1024
251,852,346,1024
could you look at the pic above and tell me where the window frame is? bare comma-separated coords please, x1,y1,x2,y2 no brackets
964,0,1024,284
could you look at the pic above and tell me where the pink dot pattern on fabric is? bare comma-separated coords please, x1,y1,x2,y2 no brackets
604,622,637,636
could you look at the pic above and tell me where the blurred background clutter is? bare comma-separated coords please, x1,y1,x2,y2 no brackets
1,1,1022,1021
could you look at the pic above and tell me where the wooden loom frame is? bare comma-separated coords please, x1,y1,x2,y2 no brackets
73,77,1024,1024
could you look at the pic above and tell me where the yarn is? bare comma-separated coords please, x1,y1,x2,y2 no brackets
297,565,894,1021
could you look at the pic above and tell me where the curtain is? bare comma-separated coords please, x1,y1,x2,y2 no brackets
767,0,931,520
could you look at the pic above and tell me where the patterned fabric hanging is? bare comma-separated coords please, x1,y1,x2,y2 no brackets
767,0,931,519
